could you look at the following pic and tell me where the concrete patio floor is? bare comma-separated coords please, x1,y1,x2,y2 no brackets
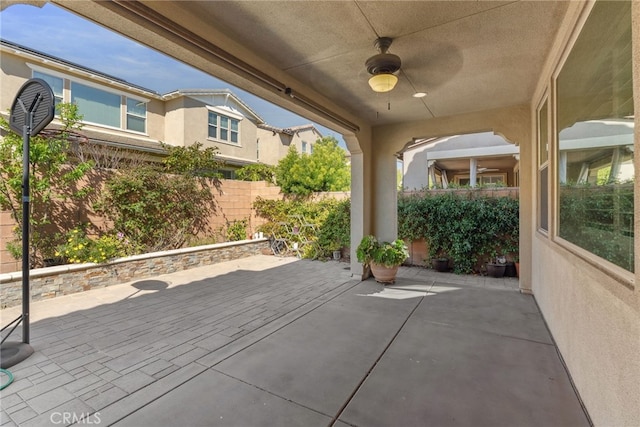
0,255,590,426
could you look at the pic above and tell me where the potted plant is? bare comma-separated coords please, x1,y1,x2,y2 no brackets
356,235,409,284
431,257,450,272
486,253,507,278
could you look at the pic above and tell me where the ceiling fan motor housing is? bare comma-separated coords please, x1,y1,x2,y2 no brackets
366,37,401,75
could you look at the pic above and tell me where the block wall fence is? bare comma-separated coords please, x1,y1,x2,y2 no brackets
0,178,284,274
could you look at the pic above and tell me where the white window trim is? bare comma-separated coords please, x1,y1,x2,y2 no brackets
28,63,150,103
454,173,507,184
207,108,241,146
206,105,244,121
29,64,149,135
546,0,635,284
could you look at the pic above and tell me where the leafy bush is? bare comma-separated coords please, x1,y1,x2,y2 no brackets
275,137,349,196
253,197,349,258
315,199,350,255
94,143,222,252
236,163,276,183
356,235,409,267
56,227,136,263
398,191,519,274
95,166,217,252
226,218,248,241
0,103,93,266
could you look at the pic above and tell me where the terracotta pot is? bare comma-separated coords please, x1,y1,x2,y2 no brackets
370,262,399,284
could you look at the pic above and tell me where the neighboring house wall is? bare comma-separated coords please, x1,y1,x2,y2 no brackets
164,97,186,145
257,129,290,165
402,132,519,190
1,43,166,150
257,125,323,165
0,40,320,176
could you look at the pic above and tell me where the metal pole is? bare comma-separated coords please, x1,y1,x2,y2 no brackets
21,121,30,344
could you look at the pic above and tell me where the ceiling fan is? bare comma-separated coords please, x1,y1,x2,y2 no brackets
476,166,499,173
365,37,402,93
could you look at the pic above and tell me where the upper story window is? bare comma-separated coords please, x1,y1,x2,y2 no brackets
30,67,148,134
33,71,63,108
208,110,239,144
126,98,147,133
302,141,308,153
71,81,121,128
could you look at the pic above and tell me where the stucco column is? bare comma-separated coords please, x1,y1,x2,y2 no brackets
469,158,478,187
344,132,372,279
372,142,399,243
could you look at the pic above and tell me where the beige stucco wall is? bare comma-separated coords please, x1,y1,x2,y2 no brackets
164,97,186,146
527,2,640,426
256,128,289,165
256,127,323,166
164,95,260,165
0,50,31,107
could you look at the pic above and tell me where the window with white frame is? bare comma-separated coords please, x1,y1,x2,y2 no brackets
208,111,239,144
538,98,549,232
455,174,506,186
71,81,121,128
33,71,63,108
126,98,146,133
555,1,634,272
31,67,148,133
302,141,308,153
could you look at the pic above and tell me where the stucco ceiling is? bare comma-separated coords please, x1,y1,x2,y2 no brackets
55,1,570,133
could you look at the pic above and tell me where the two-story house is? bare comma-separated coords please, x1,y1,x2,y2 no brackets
0,39,322,175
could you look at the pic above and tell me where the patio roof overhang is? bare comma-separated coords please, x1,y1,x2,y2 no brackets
46,1,570,142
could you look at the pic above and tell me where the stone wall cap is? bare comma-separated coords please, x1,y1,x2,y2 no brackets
0,239,268,282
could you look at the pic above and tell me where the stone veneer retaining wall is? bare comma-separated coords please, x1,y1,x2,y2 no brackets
0,239,269,309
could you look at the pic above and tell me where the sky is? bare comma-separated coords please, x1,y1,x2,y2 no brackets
0,3,346,146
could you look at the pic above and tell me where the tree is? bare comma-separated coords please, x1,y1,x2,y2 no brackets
0,103,93,266
95,143,221,252
162,141,223,178
236,163,276,183
275,136,350,196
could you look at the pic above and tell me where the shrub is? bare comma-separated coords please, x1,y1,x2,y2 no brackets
56,227,136,264
236,163,275,183
253,197,349,258
397,191,519,274
356,235,409,267
95,166,216,252
0,103,93,266
226,218,248,241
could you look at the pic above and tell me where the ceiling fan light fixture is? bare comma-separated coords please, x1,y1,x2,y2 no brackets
365,37,401,93
368,73,398,93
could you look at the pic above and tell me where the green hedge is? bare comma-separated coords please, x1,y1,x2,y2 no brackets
398,192,519,273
